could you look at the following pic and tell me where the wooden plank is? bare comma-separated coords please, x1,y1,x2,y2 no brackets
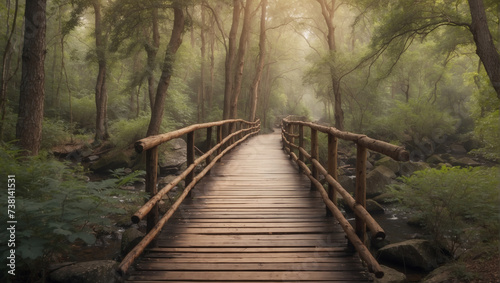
124,132,372,282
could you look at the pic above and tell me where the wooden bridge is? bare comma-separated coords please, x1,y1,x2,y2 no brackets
117,118,409,282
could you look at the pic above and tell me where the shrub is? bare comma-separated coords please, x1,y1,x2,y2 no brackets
41,119,72,149
392,166,499,257
0,143,146,280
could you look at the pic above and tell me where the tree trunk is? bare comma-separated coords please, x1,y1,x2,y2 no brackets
93,0,109,143
1,0,19,139
468,0,500,98
223,0,241,122
198,1,207,123
147,4,185,136
249,0,267,122
16,0,47,156
146,7,160,110
317,0,344,130
230,0,254,120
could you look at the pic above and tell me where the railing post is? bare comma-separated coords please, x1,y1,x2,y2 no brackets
327,133,338,217
298,124,304,173
186,131,195,197
145,146,159,247
310,128,318,190
206,127,213,174
281,121,286,149
216,125,222,162
287,123,293,158
355,144,367,244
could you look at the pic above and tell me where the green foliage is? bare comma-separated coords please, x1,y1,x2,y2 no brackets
377,99,457,144
0,143,146,271
41,119,73,150
71,94,97,130
392,166,500,257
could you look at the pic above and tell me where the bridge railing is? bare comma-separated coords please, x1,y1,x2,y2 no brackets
118,119,261,275
281,117,409,278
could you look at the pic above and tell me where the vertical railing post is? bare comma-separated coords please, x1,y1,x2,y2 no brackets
206,127,213,173
355,144,367,244
310,128,318,190
216,125,222,162
145,146,159,246
298,124,304,173
281,121,286,149
327,133,338,216
287,123,293,157
186,131,195,197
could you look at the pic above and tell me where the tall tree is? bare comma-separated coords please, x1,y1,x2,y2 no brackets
316,0,344,130
0,0,20,139
146,3,186,136
92,0,109,143
249,0,267,122
468,0,500,98
222,0,241,123
16,0,47,155
229,0,255,119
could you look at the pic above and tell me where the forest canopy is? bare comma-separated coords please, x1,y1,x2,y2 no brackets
0,0,498,159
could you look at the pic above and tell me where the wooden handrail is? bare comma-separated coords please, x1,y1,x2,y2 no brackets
118,119,261,276
281,117,409,279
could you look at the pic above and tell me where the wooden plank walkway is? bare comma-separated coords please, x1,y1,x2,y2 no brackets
126,132,373,282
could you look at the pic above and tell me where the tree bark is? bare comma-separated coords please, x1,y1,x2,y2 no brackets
1,0,19,139
467,0,500,98
230,0,254,120
146,7,160,110
16,0,47,155
147,4,185,136
249,0,267,122
317,0,344,130
93,0,109,143
223,0,241,122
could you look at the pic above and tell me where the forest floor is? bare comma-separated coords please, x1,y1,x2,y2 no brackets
464,252,500,283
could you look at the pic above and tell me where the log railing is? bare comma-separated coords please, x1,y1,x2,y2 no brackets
281,117,409,278
118,119,261,275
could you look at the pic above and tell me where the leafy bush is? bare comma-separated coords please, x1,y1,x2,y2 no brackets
41,119,73,149
0,143,145,278
471,110,500,161
392,166,500,257
377,99,457,145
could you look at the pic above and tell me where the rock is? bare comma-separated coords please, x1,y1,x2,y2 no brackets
366,199,385,214
450,144,467,154
398,161,430,177
377,239,449,271
90,149,134,173
426,154,445,165
449,156,481,167
421,265,457,283
159,138,187,174
373,265,407,283
375,156,400,174
366,165,397,198
338,175,355,194
85,155,100,162
49,260,118,283
121,228,144,256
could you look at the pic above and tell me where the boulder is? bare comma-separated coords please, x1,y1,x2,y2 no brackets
120,228,144,256
366,165,396,198
90,149,134,173
338,175,355,194
375,156,400,174
373,265,407,283
426,154,445,165
421,265,457,283
372,192,399,204
398,161,430,177
366,199,385,214
450,144,467,154
159,138,187,174
449,156,481,167
377,239,449,271
49,260,118,283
